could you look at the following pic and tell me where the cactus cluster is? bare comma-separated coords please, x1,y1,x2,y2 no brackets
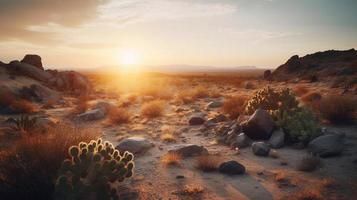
245,86,299,116
54,138,134,200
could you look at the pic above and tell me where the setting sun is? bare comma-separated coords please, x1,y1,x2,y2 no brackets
120,50,138,65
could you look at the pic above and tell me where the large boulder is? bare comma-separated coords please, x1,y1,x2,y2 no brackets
48,71,91,95
219,161,246,175
21,54,43,70
116,137,153,154
9,61,52,82
189,113,205,125
19,84,59,102
94,101,117,114
241,109,275,140
76,108,106,121
168,144,208,158
232,133,252,148
252,142,270,156
268,129,285,149
308,134,344,157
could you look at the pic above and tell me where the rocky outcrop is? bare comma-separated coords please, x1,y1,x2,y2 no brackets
241,109,275,140
48,71,92,95
76,108,106,121
19,84,59,102
168,144,208,158
9,61,52,82
21,54,43,70
116,137,154,154
271,49,357,83
308,134,344,157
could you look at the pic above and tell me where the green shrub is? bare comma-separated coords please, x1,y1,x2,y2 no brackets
275,108,321,145
55,139,134,200
245,87,299,115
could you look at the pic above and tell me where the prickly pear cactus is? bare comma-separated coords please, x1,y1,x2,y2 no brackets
245,86,299,115
54,138,134,200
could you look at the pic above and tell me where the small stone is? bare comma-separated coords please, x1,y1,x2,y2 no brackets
252,142,270,156
176,175,185,179
219,160,246,175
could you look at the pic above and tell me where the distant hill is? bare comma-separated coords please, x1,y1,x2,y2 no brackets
271,49,357,84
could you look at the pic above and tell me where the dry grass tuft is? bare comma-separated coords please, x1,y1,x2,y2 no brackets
221,95,247,119
177,90,196,104
0,123,100,199
106,107,131,124
297,155,322,172
10,99,39,114
141,100,165,118
316,95,356,124
292,188,323,200
177,185,204,196
192,86,209,99
161,133,176,143
195,155,221,172
161,152,181,166
293,85,309,96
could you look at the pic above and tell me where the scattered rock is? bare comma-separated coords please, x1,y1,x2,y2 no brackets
219,161,246,175
241,109,275,140
252,142,270,156
21,54,43,70
232,133,252,148
207,101,223,108
189,113,205,125
308,134,344,157
168,144,208,158
116,137,154,154
76,108,106,121
268,129,285,149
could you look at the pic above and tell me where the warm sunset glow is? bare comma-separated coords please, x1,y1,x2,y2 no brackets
120,51,138,65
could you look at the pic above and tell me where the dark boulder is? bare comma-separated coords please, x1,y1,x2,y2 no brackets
252,142,270,156
268,129,285,149
168,144,208,158
308,134,344,157
189,113,205,125
21,54,43,70
241,109,275,140
219,161,245,175
9,61,52,82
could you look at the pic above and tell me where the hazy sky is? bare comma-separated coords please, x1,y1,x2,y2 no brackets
0,0,356,69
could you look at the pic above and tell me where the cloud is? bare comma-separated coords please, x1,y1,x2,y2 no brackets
232,29,302,44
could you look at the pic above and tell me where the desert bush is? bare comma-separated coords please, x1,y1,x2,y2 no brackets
55,139,134,200
297,155,322,172
161,133,176,143
291,189,323,200
161,152,181,166
141,100,165,118
293,85,309,96
221,95,247,119
10,99,39,113
245,86,299,115
192,86,209,99
195,155,220,172
71,96,89,115
106,107,131,124
8,115,38,134
0,124,100,200
177,90,195,104
316,95,356,124
301,92,322,103
275,108,321,145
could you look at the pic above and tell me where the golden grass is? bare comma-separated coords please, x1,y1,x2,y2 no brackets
293,85,309,96
10,99,39,114
141,100,165,118
316,95,356,124
180,185,204,195
161,133,176,143
161,152,181,166
221,95,248,119
106,107,131,124
191,86,209,99
195,155,221,172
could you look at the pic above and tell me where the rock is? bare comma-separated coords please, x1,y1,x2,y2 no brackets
241,109,275,140
19,84,59,102
268,129,285,149
168,144,208,158
94,101,117,114
219,161,245,175
21,54,43,70
206,114,227,125
252,142,270,156
76,108,106,121
9,60,52,82
244,82,254,89
49,71,91,95
116,137,153,154
232,133,252,148
263,70,271,80
207,101,223,108
308,134,344,157
189,113,205,125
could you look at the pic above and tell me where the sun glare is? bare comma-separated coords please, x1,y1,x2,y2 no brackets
120,50,138,65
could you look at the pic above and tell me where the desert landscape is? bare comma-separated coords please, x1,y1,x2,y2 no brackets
1,1,357,200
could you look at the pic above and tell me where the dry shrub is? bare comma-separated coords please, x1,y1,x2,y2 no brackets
0,124,100,199
297,155,322,172
10,99,39,113
221,95,247,119
161,152,181,166
192,86,209,99
301,92,322,103
316,95,356,124
42,99,57,109
179,185,204,195
195,155,221,172
177,90,196,104
71,96,89,115
210,89,222,98
161,133,176,143
141,100,165,118
293,85,309,96
141,85,172,100
291,188,323,200
106,107,131,124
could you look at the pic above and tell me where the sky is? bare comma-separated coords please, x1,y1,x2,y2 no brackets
0,0,356,69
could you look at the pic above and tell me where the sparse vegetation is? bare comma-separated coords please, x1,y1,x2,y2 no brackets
161,152,181,166
71,96,89,115
291,188,323,200
178,185,204,196
106,107,131,124
0,124,100,199
297,155,322,172
293,85,309,96
8,115,38,134
221,95,247,119
55,139,134,200
316,95,356,124
301,92,322,103
195,155,220,172
141,100,165,118
161,133,176,143
10,99,39,113
192,86,209,99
